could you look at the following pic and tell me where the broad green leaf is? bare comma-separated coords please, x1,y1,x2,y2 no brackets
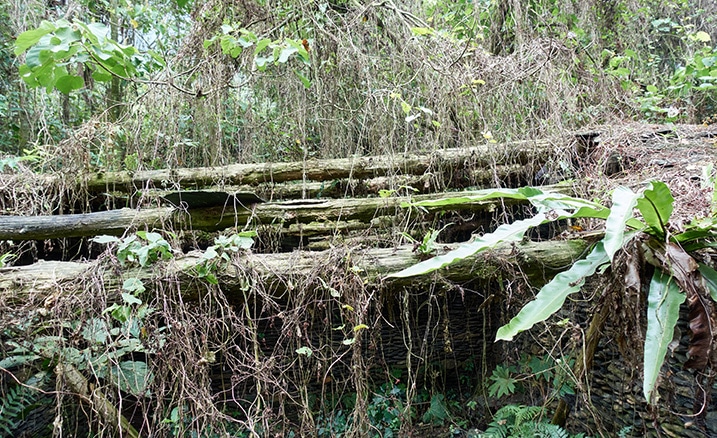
111,360,152,396
698,263,717,301
201,246,219,261
136,246,150,267
530,195,614,222
496,242,610,341
92,69,112,82
54,25,81,44
278,46,298,63
255,56,272,69
143,231,163,243
603,186,640,261
237,36,254,49
107,304,130,323
122,278,145,294
85,22,109,42
121,292,143,305
422,394,449,424
25,43,51,69
55,75,84,94
255,38,271,54
692,31,711,42
82,318,109,344
388,213,548,278
14,20,56,55
643,270,685,404
636,181,673,236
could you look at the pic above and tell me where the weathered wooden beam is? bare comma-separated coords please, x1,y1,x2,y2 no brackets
0,239,591,303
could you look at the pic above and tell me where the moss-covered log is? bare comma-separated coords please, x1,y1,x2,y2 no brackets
0,187,570,241
83,140,555,194
0,239,590,302
112,163,529,204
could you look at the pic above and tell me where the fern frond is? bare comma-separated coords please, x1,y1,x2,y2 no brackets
0,372,47,436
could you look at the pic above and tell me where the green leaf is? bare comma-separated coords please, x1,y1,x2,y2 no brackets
278,46,298,63
295,346,312,357
14,20,56,55
636,181,673,236
643,270,685,404
400,101,411,115
406,187,527,208
111,360,152,396
92,69,112,82
143,231,163,243
255,38,271,54
121,292,143,305
122,278,145,294
55,75,84,94
0,354,41,369
603,186,640,261
92,235,121,244
24,42,51,69
496,242,610,341
422,394,449,424
110,305,131,323
388,213,548,278
411,27,435,36
82,318,109,344
255,56,272,69
54,25,81,45
85,22,109,43
294,69,311,89
692,31,711,43
488,365,517,398
136,246,150,267
698,263,717,301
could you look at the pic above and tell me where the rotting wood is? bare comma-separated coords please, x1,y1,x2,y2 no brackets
0,240,591,302
82,140,556,194
0,186,571,241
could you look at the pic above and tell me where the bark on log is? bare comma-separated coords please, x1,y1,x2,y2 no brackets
83,140,554,194
113,164,529,203
0,239,591,302
0,187,569,241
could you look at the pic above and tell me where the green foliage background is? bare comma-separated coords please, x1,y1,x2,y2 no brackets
1,0,716,169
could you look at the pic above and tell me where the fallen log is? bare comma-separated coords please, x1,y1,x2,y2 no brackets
0,239,591,302
0,187,569,241
83,140,555,194
108,163,530,204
